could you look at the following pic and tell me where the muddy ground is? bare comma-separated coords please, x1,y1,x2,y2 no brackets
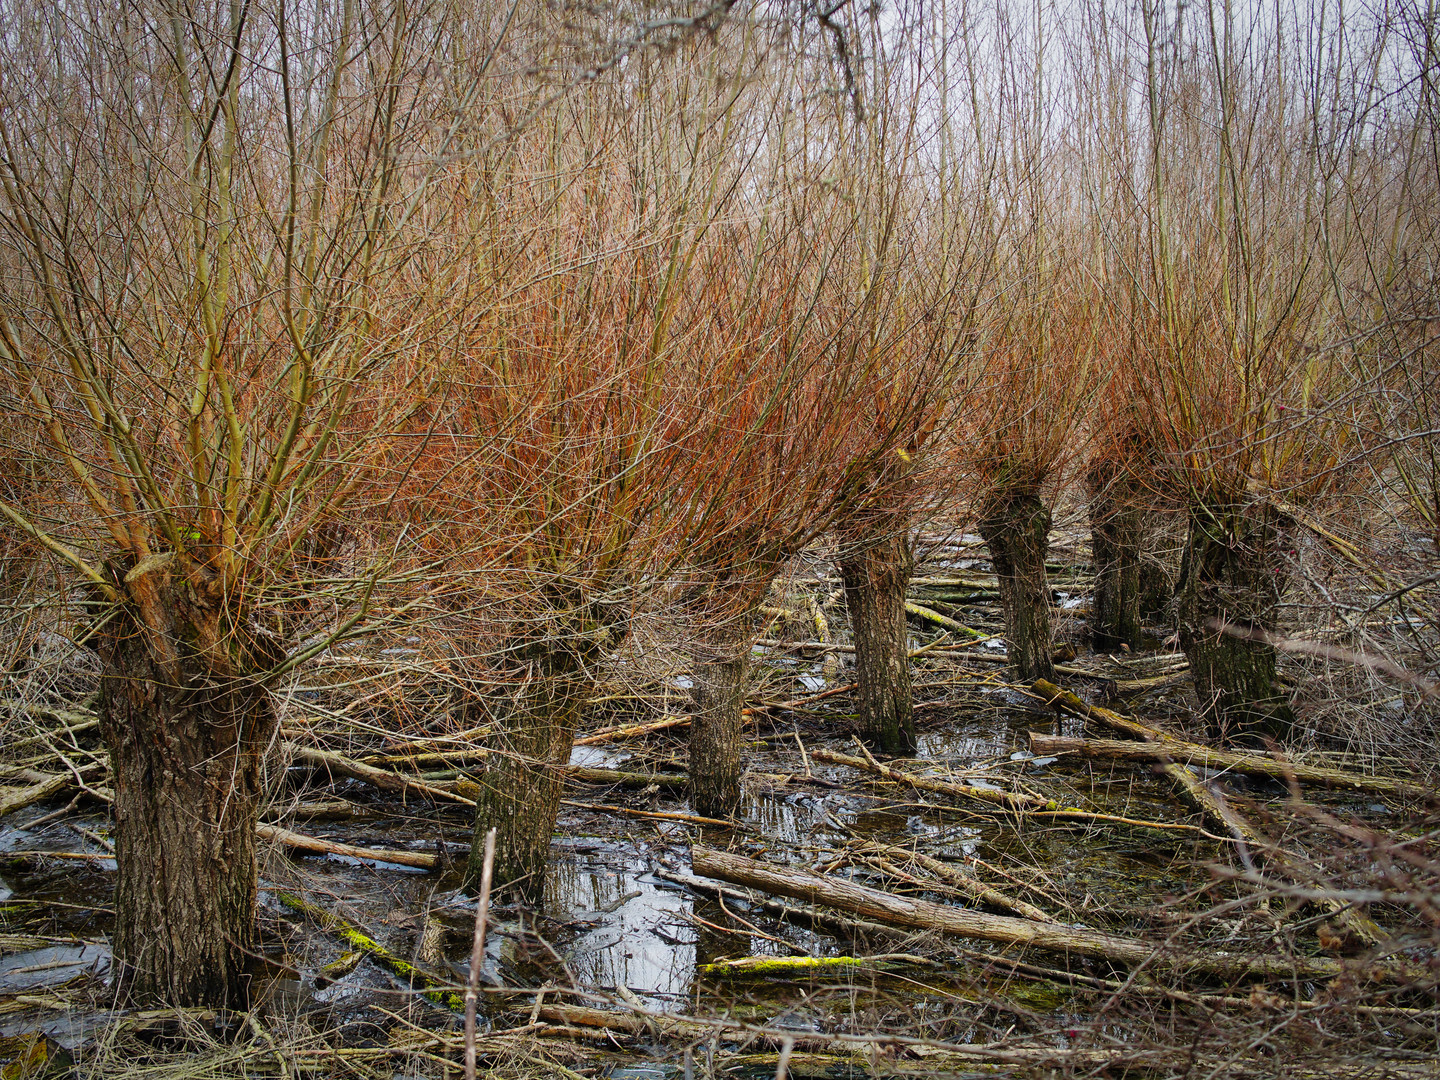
3,533,1438,1078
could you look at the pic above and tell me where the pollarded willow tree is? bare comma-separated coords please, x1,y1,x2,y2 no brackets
821,0,997,757
936,2,1100,684
441,259,693,897
430,194,712,899
1114,0,1369,745
419,24,794,894
1065,8,1177,655
0,0,464,1004
668,223,867,816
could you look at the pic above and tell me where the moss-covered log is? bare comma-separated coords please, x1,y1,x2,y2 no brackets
278,892,461,1008
1025,733,1432,802
690,846,1347,981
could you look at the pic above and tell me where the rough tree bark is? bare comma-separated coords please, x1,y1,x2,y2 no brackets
466,652,585,900
1087,469,1146,653
978,491,1055,681
688,644,749,817
98,565,279,1008
838,530,916,755
1139,553,1176,619
1176,503,1295,747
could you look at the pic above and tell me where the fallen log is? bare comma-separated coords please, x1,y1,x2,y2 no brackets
370,723,496,758
1035,676,1322,844
277,892,461,1008
1032,680,1391,946
1025,733,1433,802
313,949,365,989
853,840,1053,923
0,850,114,863
908,575,998,589
1156,760,1264,848
1,712,100,753
285,743,475,806
257,824,439,870
810,748,1047,812
1031,679,1168,740
690,846,1347,982
558,799,733,827
535,1003,713,1041
1036,685,1393,944
811,747,1209,833
562,766,688,790
572,715,690,746
534,1002,1149,1070
696,953,931,976
362,748,492,769
0,773,70,819
904,602,986,640
270,798,379,821
655,869,908,941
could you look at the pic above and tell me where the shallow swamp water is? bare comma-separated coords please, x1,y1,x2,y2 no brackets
1,554,1434,1077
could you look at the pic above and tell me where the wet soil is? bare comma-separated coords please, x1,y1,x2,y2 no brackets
2,541,1434,1076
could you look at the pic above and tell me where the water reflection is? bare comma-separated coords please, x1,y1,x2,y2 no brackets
545,841,695,1005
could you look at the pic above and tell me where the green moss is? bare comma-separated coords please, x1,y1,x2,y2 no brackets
1005,981,1073,1011
279,892,463,1010
698,954,931,978
700,955,866,976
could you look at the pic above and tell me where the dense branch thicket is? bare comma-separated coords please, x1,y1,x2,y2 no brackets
1,0,1437,1028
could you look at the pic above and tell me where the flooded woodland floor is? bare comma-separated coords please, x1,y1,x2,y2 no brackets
3,534,1439,1079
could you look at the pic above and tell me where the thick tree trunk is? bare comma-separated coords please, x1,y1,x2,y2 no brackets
688,646,749,818
1087,477,1146,653
466,654,583,900
978,492,1055,681
1139,554,1175,619
98,577,276,1009
1177,504,1295,747
838,532,916,756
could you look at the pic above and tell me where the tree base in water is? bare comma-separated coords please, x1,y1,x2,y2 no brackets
980,491,1056,682
100,572,276,1009
1177,503,1295,747
839,529,916,757
1088,476,1147,653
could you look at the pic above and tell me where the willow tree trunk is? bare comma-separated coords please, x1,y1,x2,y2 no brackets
98,571,277,1009
979,492,1056,682
1177,504,1295,747
1139,553,1176,620
466,654,584,900
838,532,916,756
1088,478,1146,653
688,645,749,818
